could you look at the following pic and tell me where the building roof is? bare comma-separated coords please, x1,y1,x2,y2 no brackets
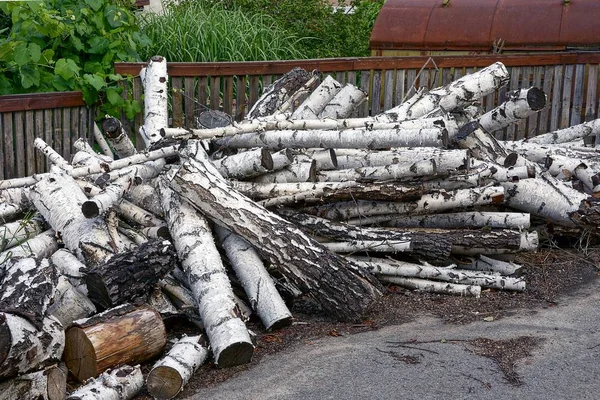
369,0,600,52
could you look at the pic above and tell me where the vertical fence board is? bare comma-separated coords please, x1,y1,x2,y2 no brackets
514,67,532,140
223,76,234,116
248,75,260,114
405,69,417,100
62,108,71,161
538,65,555,134
585,64,598,121
14,112,25,178
528,66,544,137
560,64,574,129
34,110,45,173
262,75,273,90
171,77,183,127
359,70,370,117
550,65,564,132
184,77,196,128
347,71,357,86
133,76,144,149
0,115,4,179
44,110,53,171
4,113,14,179
235,75,247,121
419,68,430,91
394,69,405,107
25,110,35,176
210,76,221,111
505,67,521,140
384,70,395,111
71,107,80,159
570,64,585,126
371,70,382,115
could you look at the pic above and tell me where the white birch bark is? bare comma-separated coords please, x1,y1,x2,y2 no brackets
50,249,89,292
34,138,72,172
212,148,274,179
322,240,412,253
0,216,44,251
295,149,338,171
73,138,100,156
140,56,169,148
0,230,58,266
0,187,30,209
291,75,343,120
215,226,293,331
316,159,438,183
502,140,600,164
382,211,531,230
305,185,504,221
477,87,546,133
158,179,253,367
469,254,523,275
93,122,114,158
501,174,587,226
82,173,134,218
350,256,525,291
102,117,137,158
158,275,204,329
116,199,165,228
525,118,600,145
451,230,538,256
124,182,164,218
545,154,600,192
232,181,359,200
270,148,295,171
380,276,481,297
382,62,509,122
29,173,116,266
333,148,470,173
275,73,320,116
47,275,96,327
66,364,143,400
251,160,316,183
0,364,67,400
0,313,65,378
318,83,366,119
146,335,209,400
214,127,448,150
0,203,25,222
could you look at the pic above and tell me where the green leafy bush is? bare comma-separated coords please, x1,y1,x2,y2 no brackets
0,0,150,118
138,0,306,62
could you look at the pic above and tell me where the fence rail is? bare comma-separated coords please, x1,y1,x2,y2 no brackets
0,92,94,180
115,52,600,146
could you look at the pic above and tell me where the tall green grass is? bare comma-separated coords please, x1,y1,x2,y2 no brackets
139,0,307,62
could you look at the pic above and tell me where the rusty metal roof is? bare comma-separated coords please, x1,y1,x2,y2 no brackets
370,0,600,52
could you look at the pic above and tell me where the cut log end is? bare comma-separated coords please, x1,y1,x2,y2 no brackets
81,201,100,218
63,327,97,383
216,341,254,368
266,315,293,331
261,148,274,170
146,366,183,400
527,87,547,111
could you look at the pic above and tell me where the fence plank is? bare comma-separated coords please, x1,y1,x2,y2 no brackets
248,75,260,114
3,113,14,179
506,67,521,140
235,75,247,121
570,64,585,126
34,110,45,173
347,71,357,86
26,110,37,175
371,70,382,115
550,65,564,132
133,76,144,150
585,64,598,121
223,76,234,116
528,66,544,137
171,77,183,127
62,108,71,161
184,77,196,128
405,69,417,100
359,70,370,117
560,64,574,129
14,112,25,178
0,115,4,179
383,70,394,111
394,69,405,107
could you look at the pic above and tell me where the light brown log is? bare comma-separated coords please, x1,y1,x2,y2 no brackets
63,304,166,382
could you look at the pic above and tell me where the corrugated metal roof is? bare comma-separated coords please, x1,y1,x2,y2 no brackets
370,0,600,52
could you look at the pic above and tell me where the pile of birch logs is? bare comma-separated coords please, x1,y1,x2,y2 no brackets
1,55,600,399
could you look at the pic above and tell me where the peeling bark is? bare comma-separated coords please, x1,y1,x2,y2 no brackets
66,364,143,400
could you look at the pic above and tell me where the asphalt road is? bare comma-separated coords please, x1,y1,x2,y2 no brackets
186,279,600,400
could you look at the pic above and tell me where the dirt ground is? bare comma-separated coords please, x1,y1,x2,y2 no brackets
124,238,599,398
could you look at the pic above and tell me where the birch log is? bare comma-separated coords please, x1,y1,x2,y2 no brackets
0,216,44,251
382,62,509,122
85,240,176,310
102,117,137,158
232,181,360,200
167,141,383,322
66,364,143,400
146,335,209,400
214,127,448,150
0,230,58,267
0,313,65,379
93,122,114,158
545,154,600,192
291,75,343,120
477,87,547,133
0,364,67,400
47,276,96,327
63,304,166,382
470,254,523,275
319,83,367,119
213,148,274,179
215,226,293,331
379,211,531,230
251,160,317,183
124,182,164,218
316,159,438,183
350,256,525,291
29,173,116,266
525,118,600,145
140,56,169,147
380,276,481,297
296,149,338,171
159,180,254,367
81,173,134,218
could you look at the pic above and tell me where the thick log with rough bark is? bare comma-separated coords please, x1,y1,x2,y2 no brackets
0,313,65,379
477,87,546,133
85,240,176,310
63,304,166,382
215,226,293,331
167,141,383,322
0,364,67,400
159,180,254,367
214,127,448,150
146,335,209,400
66,364,143,400
102,117,137,158
350,256,525,291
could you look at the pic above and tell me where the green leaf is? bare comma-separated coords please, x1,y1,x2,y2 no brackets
87,36,109,54
124,99,141,120
13,43,30,66
41,49,55,64
105,87,124,106
54,58,81,81
83,73,105,91
84,0,103,12
52,75,73,91
0,41,15,62
28,43,41,63
20,65,40,89
80,85,98,106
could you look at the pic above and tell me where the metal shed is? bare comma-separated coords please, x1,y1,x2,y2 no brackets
370,0,600,56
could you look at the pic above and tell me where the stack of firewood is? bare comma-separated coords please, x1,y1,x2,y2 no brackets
1,55,600,399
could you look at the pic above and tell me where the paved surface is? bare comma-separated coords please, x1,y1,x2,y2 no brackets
187,280,600,400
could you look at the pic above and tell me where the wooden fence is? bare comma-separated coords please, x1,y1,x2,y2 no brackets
0,92,94,180
115,52,600,146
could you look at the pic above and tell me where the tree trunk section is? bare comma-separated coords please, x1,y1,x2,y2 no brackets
102,117,137,158
66,364,143,400
291,75,343,120
213,148,274,179
0,364,67,400
379,276,481,297
63,304,166,382
140,56,169,147
318,83,367,119
478,87,546,133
